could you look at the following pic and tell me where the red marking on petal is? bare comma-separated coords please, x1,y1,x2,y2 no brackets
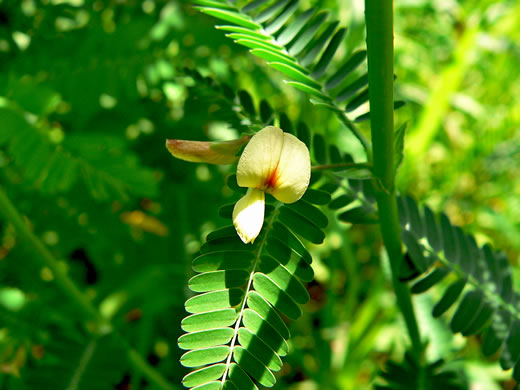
265,168,279,190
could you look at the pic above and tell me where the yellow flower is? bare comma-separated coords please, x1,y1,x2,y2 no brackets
233,126,311,244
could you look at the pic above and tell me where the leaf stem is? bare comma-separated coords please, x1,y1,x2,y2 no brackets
336,111,373,161
312,162,372,171
0,186,104,325
364,0,422,358
127,348,178,390
0,186,177,390
421,245,520,319
220,202,281,384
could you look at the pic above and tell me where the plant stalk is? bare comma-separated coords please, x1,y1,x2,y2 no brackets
312,162,372,171
336,112,373,161
364,0,422,358
128,348,178,390
0,187,104,325
0,186,177,390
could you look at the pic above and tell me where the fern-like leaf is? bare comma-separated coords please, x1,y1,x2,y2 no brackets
193,0,405,146
397,195,520,381
375,352,468,390
0,106,157,202
320,171,520,381
179,164,329,387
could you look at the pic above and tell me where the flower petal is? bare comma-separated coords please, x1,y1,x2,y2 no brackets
269,132,311,203
233,188,265,244
166,136,250,165
236,126,284,189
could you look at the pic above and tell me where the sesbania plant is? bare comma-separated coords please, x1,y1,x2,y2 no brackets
166,1,520,389
0,1,518,390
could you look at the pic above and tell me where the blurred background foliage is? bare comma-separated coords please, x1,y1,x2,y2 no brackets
0,0,518,389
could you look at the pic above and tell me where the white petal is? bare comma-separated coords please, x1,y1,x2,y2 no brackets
232,188,265,244
269,132,311,203
236,126,284,189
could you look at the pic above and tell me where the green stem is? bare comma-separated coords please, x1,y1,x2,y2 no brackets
0,186,104,325
0,186,177,390
336,111,373,161
312,162,372,171
130,316,155,390
364,0,422,358
127,348,177,390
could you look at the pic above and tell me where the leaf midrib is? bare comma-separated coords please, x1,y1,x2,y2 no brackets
220,202,282,384
409,229,520,320
65,339,97,390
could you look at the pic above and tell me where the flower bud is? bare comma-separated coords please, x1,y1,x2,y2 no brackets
165,136,251,165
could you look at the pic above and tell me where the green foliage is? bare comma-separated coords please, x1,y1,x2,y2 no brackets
193,0,405,145
375,352,468,390
178,176,326,388
0,106,157,202
0,1,519,389
341,176,520,380
23,333,126,390
176,78,336,387
397,194,520,379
